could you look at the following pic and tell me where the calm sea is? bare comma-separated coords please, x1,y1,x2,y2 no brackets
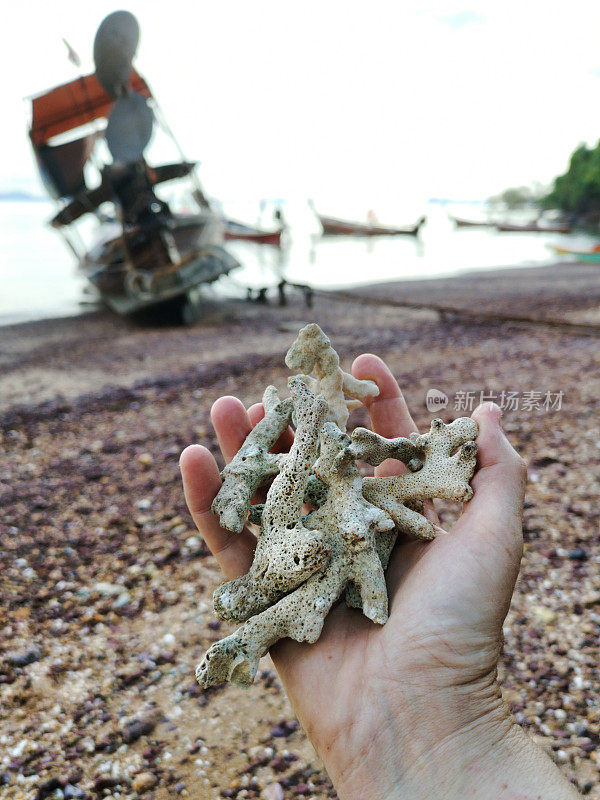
0,199,586,326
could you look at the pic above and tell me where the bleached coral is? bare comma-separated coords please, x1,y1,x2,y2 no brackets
285,323,379,431
212,378,330,625
211,386,293,534
197,325,479,688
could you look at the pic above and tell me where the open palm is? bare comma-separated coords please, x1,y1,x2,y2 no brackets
180,353,527,788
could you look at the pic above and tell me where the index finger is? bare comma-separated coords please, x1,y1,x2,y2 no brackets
351,353,418,476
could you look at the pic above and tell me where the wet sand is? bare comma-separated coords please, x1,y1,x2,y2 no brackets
1,261,599,799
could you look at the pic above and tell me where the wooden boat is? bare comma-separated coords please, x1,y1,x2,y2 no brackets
224,219,283,246
450,215,494,228
28,12,239,323
317,212,426,237
550,244,600,262
496,220,571,234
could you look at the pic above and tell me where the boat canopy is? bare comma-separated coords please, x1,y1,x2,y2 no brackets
29,70,151,146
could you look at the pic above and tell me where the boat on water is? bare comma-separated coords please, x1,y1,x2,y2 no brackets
496,220,571,234
224,219,283,246
550,244,600,262
316,210,426,237
450,215,494,228
29,12,238,322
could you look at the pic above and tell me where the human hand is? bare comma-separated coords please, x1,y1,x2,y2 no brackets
180,355,580,800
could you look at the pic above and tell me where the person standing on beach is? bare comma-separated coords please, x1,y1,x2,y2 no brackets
180,353,583,800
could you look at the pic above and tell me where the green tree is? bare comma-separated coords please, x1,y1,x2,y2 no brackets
543,140,600,217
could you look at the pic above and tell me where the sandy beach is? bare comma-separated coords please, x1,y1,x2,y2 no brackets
1,261,599,799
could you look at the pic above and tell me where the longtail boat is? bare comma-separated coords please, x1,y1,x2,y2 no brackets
28,11,238,322
224,219,283,246
317,212,426,237
450,216,494,228
550,244,600,262
496,220,571,234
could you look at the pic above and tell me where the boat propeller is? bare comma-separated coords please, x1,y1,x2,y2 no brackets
94,10,154,163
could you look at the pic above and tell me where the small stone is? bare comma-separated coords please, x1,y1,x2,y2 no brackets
582,591,600,607
132,772,158,793
261,784,284,800
162,633,176,646
568,547,588,561
138,453,154,467
6,646,42,667
137,498,152,510
112,591,131,609
63,785,85,799
122,715,157,743
185,536,202,553
532,606,556,624
94,582,122,596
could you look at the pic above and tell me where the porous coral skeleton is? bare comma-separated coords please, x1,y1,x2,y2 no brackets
198,324,478,688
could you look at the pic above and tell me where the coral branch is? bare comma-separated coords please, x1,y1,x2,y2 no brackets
285,323,379,431
363,418,478,539
213,379,331,623
211,387,293,533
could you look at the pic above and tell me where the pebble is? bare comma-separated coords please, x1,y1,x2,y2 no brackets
261,784,284,800
132,771,158,792
122,715,157,743
6,646,42,667
63,785,85,799
567,547,588,561
94,582,122,596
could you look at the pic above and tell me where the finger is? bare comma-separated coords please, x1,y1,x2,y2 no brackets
352,353,438,522
352,353,418,440
211,396,252,463
179,444,256,579
457,402,527,571
247,403,295,453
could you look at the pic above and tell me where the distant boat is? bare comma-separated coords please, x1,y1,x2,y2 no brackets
224,219,283,246
550,244,600,262
496,220,571,234
449,215,494,228
316,212,426,237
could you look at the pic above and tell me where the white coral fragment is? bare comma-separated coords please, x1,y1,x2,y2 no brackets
196,325,479,689
285,323,379,431
362,417,478,540
212,378,330,625
211,387,292,533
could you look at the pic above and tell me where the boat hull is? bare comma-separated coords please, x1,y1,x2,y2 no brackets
318,213,425,237
81,213,239,315
496,222,571,233
224,220,283,245
550,245,600,262
450,216,493,228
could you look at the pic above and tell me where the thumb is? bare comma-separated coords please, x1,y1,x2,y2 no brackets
456,402,527,577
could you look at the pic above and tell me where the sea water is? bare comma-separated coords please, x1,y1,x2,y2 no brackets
0,199,586,326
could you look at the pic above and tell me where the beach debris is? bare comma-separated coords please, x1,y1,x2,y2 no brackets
197,324,479,688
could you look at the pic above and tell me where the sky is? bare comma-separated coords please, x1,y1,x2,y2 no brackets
5,0,600,213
